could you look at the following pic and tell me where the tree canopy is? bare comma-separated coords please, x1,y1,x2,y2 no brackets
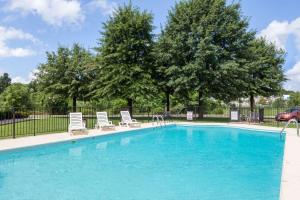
243,38,286,111
156,0,254,117
0,0,288,116
93,3,156,113
0,73,11,94
35,44,94,110
0,83,32,108
288,92,300,107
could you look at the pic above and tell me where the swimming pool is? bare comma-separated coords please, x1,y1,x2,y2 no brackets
0,125,284,200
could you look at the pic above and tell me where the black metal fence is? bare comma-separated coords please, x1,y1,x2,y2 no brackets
237,106,291,125
0,106,156,139
0,106,294,139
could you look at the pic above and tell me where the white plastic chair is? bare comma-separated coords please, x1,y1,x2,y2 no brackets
119,111,141,127
68,112,86,134
95,112,115,130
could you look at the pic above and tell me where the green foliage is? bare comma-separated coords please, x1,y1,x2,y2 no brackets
0,1,287,115
153,30,175,110
0,83,32,108
257,97,270,106
272,97,286,108
244,38,286,106
204,99,226,114
0,73,11,94
0,110,30,120
35,43,95,108
93,3,156,109
44,94,68,108
288,92,300,107
156,0,254,115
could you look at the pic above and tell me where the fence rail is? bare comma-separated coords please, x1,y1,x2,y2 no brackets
0,106,296,139
0,106,156,138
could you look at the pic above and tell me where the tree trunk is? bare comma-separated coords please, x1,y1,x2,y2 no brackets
198,91,204,119
127,98,133,116
165,92,170,112
249,94,256,122
72,97,77,112
250,94,255,112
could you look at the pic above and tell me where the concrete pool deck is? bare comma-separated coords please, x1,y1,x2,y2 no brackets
0,122,299,200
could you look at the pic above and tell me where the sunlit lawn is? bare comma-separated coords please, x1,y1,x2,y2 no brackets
0,116,151,138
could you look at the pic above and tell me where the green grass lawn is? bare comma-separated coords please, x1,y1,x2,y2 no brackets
0,116,152,138
0,117,69,138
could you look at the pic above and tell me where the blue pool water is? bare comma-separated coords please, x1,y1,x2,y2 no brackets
0,125,284,200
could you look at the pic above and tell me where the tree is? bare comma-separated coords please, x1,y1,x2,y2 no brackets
93,3,156,114
157,0,254,118
0,73,11,93
35,44,94,110
154,30,175,112
0,83,32,108
288,92,300,107
67,44,95,109
272,97,286,108
244,38,286,111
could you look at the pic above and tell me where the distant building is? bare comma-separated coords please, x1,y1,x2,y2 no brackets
283,95,290,101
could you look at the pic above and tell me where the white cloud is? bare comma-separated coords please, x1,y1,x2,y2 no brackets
285,62,300,91
12,69,39,84
11,76,28,84
6,0,84,26
28,69,39,81
0,26,37,57
258,20,290,49
259,18,300,50
259,18,300,91
87,0,117,16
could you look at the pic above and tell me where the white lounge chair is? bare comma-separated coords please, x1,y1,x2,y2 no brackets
68,112,87,134
187,111,193,121
95,112,115,130
119,111,141,127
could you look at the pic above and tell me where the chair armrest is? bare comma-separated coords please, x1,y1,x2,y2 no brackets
132,119,137,122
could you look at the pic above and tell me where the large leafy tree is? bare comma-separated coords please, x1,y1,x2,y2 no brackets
157,0,254,117
288,92,300,107
0,83,32,108
35,44,94,110
154,30,175,112
0,73,11,94
94,3,156,114
244,38,285,111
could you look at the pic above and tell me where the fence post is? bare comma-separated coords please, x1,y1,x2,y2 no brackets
147,107,150,123
33,107,36,136
66,106,68,132
12,107,16,139
277,106,279,127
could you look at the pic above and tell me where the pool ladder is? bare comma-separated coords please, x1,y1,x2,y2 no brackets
152,115,166,127
280,119,299,137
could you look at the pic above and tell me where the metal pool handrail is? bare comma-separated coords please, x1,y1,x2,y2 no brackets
280,119,299,137
152,115,166,127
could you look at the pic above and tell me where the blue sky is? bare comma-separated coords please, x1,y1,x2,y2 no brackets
0,0,300,91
